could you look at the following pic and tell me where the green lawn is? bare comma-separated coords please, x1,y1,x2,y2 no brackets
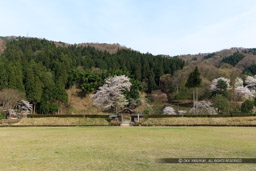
0,127,256,171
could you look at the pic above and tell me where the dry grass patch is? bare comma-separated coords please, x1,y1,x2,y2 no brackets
141,117,256,126
16,117,109,126
66,87,108,115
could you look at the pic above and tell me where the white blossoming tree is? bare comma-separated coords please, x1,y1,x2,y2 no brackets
234,86,254,101
234,77,243,88
90,75,132,114
178,110,186,115
210,77,231,91
189,101,217,115
245,75,256,93
163,106,176,115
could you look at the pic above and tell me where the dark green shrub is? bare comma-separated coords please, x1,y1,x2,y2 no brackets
176,83,192,100
254,97,256,107
0,114,4,119
199,87,212,100
214,80,228,97
212,94,230,114
241,100,254,113
143,109,150,115
40,103,59,114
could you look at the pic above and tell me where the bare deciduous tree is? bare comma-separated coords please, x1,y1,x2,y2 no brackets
0,89,26,112
159,74,172,93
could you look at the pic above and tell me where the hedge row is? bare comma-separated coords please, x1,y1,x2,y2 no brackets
147,114,256,118
27,114,256,119
27,114,109,118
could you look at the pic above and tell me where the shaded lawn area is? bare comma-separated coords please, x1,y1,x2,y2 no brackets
0,127,256,171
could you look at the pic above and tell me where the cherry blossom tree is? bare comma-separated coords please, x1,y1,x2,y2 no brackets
234,77,243,88
234,86,254,101
245,76,256,93
178,110,186,115
189,101,217,115
163,106,176,115
90,75,132,113
210,77,231,91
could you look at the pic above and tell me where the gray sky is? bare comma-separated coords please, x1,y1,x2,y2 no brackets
1,0,256,55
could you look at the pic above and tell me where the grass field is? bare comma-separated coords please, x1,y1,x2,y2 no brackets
0,127,256,171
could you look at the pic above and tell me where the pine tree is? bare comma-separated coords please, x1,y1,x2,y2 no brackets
0,63,8,89
7,62,24,91
147,72,157,93
216,79,228,97
185,67,201,88
24,65,43,113
185,67,201,114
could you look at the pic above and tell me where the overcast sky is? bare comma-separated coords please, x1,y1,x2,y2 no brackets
1,0,256,56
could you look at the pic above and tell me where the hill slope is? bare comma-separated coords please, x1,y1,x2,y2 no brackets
0,38,6,55
1,36,256,114
171,48,256,89
0,36,129,54
0,36,184,114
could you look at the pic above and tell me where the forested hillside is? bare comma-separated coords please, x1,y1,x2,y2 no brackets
172,48,256,88
0,37,184,113
167,47,256,105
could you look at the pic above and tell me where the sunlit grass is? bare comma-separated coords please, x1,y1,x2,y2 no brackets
0,127,255,171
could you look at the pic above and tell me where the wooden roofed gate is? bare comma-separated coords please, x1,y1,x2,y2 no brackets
118,108,134,123
116,108,144,126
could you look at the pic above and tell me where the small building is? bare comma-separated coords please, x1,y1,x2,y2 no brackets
109,108,144,125
118,108,134,122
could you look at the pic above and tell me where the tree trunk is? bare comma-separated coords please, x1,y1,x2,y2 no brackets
231,87,235,102
33,104,36,114
115,105,118,114
193,89,194,108
196,87,198,114
193,89,195,115
68,85,75,107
